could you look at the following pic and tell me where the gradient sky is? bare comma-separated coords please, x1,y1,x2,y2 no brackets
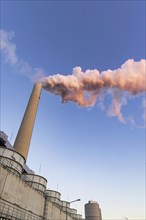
0,1,145,219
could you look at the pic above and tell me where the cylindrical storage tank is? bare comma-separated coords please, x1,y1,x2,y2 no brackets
21,173,47,193
76,214,82,220
45,190,61,206
85,201,102,220
0,146,25,176
70,208,77,218
61,200,70,212
74,214,78,220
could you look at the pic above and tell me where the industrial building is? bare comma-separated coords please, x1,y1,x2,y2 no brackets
0,82,102,220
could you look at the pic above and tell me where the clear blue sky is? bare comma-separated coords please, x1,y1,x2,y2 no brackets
0,1,145,219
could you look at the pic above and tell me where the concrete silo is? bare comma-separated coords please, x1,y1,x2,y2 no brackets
85,201,102,220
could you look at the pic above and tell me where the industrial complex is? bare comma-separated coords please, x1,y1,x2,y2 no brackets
0,82,102,220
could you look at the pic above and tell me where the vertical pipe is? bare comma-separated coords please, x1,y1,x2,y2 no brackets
13,82,42,160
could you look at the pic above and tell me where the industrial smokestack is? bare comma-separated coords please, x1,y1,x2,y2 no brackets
13,82,42,160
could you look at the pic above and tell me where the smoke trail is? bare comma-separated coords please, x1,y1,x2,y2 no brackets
0,29,45,82
42,59,146,122
0,29,18,65
1,29,145,123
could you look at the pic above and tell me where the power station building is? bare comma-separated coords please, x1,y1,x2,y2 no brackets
0,83,102,220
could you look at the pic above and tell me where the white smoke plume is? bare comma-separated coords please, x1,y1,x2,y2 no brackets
0,29,18,65
1,29,146,123
42,59,146,122
0,29,45,81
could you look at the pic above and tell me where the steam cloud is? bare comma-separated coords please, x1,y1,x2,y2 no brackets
42,59,146,122
0,29,146,124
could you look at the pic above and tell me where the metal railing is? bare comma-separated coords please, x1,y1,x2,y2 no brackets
0,156,20,176
0,200,43,220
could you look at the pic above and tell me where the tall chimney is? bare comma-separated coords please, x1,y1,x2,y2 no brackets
13,82,42,160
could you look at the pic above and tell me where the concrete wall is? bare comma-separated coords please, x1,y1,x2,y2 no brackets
45,200,74,220
0,164,81,220
0,165,45,219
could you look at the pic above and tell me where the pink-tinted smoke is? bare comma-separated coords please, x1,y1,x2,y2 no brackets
42,59,146,122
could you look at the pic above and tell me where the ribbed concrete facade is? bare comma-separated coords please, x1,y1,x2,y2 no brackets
0,164,82,220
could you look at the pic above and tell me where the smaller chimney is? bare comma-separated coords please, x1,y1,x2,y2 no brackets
13,82,42,160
